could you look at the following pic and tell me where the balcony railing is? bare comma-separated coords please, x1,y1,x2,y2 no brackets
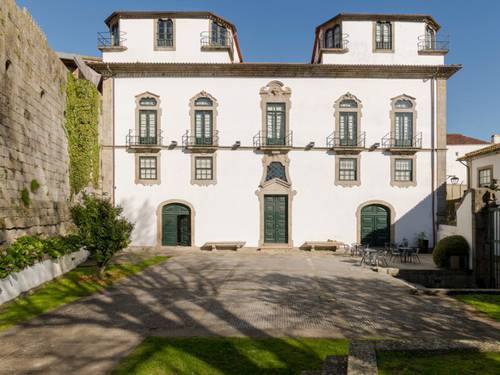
326,131,366,149
253,131,293,149
375,41,392,50
381,132,422,149
182,130,219,148
323,33,350,50
97,31,127,50
417,35,449,52
200,31,233,50
126,130,163,147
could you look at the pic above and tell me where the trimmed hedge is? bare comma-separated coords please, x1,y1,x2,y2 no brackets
0,235,82,279
433,235,470,268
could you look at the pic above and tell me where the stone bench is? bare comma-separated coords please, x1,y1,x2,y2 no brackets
299,241,343,252
200,241,246,251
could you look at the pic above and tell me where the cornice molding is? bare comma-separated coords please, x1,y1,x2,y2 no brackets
90,62,462,79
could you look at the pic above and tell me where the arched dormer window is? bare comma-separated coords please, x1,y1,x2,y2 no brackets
375,21,392,50
334,93,363,147
189,92,219,146
391,95,417,148
324,24,342,49
135,92,161,145
156,19,174,49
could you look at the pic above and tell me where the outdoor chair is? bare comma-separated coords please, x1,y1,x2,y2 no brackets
409,247,421,263
389,247,403,263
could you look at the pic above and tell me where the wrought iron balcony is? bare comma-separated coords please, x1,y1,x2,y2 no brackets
375,41,392,50
417,35,449,53
326,131,366,149
322,33,350,51
126,130,163,149
97,31,127,51
182,130,219,149
200,31,233,50
253,131,293,149
381,132,422,150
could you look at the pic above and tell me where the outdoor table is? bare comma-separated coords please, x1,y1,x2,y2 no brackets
399,246,415,263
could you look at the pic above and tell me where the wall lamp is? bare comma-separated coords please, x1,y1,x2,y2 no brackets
369,142,380,151
306,141,315,150
232,141,241,150
169,140,177,149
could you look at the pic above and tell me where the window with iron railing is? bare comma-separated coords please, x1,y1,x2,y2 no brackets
157,19,174,48
266,103,286,146
375,21,392,50
211,22,228,47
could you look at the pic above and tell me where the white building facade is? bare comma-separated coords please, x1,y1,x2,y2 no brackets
90,12,461,249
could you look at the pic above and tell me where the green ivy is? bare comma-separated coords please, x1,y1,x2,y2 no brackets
64,74,100,195
30,179,40,193
20,188,30,207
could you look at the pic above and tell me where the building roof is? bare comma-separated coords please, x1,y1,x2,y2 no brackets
88,62,462,79
447,133,489,145
315,13,441,32
458,143,500,161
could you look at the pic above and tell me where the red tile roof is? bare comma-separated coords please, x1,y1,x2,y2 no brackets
447,133,488,145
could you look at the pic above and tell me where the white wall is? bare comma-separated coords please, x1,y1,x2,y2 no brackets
447,144,487,184
103,18,239,63
322,21,444,65
470,152,499,189
114,76,436,248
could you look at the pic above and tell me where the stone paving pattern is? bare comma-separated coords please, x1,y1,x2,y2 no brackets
0,250,499,374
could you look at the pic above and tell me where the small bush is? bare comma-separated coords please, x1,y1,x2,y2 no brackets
20,188,30,207
30,179,40,193
433,235,470,268
71,194,133,275
0,234,82,279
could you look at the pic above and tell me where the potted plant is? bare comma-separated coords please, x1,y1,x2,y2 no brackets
416,232,429,253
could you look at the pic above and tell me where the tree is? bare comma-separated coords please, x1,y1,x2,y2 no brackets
71,194,134,276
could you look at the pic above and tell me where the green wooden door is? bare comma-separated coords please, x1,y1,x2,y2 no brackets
360,204,390,247
162,204,191,246
264,195,288,243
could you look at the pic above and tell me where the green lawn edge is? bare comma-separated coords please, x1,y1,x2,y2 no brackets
454,294,500,321
0,255,168,330
377,350,500,375
113,336,349,375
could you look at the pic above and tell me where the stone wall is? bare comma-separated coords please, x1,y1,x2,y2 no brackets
0,0,71,243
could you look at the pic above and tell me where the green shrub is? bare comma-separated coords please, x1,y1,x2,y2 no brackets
30,179,40,193
433,235,470,268
20,188,30,207
71,194,133,276
0,234,82,279
0,236,45,278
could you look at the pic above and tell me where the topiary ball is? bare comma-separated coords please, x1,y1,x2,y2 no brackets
432,235,470,268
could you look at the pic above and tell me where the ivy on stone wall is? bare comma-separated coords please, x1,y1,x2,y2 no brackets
64,74,100,195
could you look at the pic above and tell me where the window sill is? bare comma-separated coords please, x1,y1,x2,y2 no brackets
320,47,349,55
191,179,216,187
373,48,394,53
135,179,160,186
418,49,448,55
335,180,361,187
98,46,127,52
391,181,417,188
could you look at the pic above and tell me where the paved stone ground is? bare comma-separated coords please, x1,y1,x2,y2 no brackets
0,249,499,374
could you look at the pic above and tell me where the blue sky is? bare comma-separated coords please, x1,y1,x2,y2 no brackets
16,0,499,140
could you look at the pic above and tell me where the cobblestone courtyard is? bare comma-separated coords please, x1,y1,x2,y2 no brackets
1,249,499,374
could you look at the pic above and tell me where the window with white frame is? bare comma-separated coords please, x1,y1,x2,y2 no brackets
394,159,413,181
139,156,157,180
211,21,228,46
478,167,493,187
339,158,357,181
195,156,213,180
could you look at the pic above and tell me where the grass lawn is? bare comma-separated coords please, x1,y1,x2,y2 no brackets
112,337,349,375
0,255,168,330
454,294,500,321
377,350,500,375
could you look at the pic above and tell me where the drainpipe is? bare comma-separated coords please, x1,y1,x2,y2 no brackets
430,72,437,247
459,159,470,190
106,63,115,205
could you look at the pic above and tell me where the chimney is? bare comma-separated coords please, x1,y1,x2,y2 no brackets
492,134,500,144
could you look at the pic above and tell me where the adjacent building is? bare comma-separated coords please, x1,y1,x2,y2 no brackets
88,11,461,249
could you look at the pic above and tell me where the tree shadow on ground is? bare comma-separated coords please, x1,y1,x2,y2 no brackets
0,252,499,374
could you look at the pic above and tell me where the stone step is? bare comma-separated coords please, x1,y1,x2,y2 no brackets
347,340,377,375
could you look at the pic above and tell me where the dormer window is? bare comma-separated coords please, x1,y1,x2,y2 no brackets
110,23,120,47
375,21,393,51
425,26,435,49
156,19,174,49
324,24,342,49
211,21,228,47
